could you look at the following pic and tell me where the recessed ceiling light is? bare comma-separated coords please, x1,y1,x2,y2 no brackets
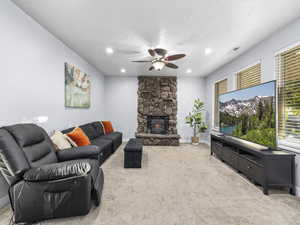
186,69,192,74
120,68,126,73
106,47,114,54
205,48,212,55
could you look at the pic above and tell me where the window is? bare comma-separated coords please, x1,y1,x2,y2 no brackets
214,79,228,128
277,45,300,149
236,63,261,89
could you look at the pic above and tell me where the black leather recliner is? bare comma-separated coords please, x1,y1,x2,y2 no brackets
0,124,104,224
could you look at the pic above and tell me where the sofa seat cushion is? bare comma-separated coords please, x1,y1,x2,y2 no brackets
90,138,113,165
91,138,113,153
100,132,122,152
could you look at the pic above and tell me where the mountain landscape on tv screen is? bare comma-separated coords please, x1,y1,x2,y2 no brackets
219,82,276,148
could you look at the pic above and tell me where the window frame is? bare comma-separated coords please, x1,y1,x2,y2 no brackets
235,61,262,90
212,78,228,130
275,42,300,153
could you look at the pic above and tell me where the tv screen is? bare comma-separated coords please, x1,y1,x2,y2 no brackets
219,81,276,148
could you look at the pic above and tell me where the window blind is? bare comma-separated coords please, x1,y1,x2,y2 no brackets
277,45,300,148
214,79,228,127
237,63,261,89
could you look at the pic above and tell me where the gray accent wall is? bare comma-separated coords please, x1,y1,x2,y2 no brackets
204,17,300,195
0,0,105,206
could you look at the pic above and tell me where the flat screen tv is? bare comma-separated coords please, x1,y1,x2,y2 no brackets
219,81,276,148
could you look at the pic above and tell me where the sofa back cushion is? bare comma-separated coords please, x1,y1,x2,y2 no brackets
2,124,58,169
0,129,30,183
61,127,75,134
91,122,105,137
79,123,98,140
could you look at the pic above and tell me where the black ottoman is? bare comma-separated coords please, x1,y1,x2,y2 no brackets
124,138,143,168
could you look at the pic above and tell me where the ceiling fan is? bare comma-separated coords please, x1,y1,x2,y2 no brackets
132,48,186,71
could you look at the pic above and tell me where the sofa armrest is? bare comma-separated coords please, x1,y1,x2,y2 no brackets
23,161,91,182
56,145,102,162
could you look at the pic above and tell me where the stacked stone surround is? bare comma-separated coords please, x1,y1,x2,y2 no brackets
136,76,180,146
135,133,180,146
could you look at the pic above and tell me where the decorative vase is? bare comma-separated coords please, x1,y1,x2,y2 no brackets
191,136,199,145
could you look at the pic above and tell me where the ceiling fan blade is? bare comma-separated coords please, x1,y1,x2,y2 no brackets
131,60,152,63
165,54,186,61
148,49,155,57
154,48,167,56
149,66,155,71
165,63,178,69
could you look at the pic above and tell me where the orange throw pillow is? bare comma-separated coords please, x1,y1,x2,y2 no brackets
101,121,114,134
66,127,91,146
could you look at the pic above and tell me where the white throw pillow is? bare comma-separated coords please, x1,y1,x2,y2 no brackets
64,134,78,147
51,130,72,150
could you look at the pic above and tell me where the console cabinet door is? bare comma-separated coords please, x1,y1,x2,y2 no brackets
222,146,231,163
239,157,264,185
228,152,239,169
222,146,238,168
212,141,223,159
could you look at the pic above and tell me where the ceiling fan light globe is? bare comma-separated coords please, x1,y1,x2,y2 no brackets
153,61,165,70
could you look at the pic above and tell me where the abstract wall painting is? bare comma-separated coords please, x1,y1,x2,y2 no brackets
65,63,91,108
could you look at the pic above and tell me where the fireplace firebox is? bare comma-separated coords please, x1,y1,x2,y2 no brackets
147,116,169,134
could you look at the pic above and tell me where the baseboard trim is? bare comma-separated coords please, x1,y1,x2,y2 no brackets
0,195,9,209
123,140,210,146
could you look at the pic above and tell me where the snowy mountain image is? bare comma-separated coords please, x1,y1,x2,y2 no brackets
218,81,276,147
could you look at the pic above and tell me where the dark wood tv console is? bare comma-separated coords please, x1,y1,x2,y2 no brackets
211,134,295,195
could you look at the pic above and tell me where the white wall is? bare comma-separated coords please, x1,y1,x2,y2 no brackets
177,77,207,143
0,0,105,207
103,76,206,143
204,17,300,195
103,76,138,141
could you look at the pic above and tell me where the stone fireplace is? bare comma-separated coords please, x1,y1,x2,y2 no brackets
135,76,180,146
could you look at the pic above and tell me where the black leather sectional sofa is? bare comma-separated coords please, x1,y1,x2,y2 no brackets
0,122,122,223
0,124,104,223
62,121,123,165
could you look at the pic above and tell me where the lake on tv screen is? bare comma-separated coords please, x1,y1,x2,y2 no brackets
219,81,276,147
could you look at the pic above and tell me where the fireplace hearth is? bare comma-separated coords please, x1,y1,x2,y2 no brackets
147,116,169,134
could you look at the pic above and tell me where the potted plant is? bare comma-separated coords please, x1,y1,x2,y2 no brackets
185,99,208,145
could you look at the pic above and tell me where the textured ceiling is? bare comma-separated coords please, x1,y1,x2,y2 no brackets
12,0,300,77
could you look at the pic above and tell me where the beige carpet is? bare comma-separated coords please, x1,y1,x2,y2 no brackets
1,144,300,225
